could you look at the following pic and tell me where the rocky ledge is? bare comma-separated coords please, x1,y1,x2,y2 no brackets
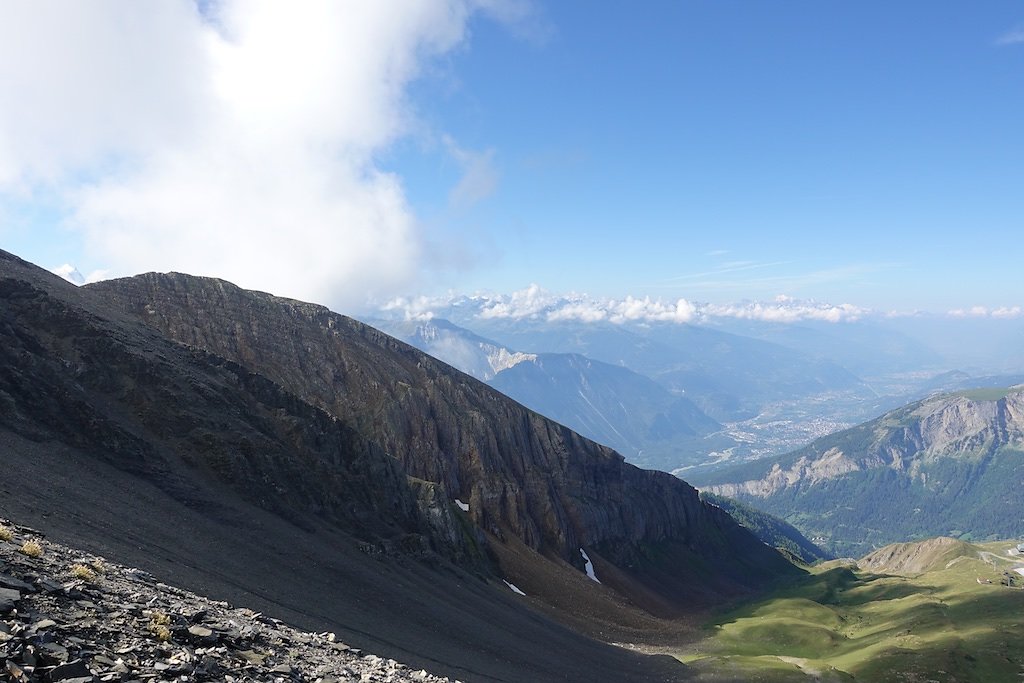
0,519,452,683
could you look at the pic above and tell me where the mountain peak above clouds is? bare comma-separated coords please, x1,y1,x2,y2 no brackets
52,263,85,285
51,263,108,286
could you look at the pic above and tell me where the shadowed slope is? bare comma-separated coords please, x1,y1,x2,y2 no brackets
89,270,796,609
0,249,699,682
0,249,797,680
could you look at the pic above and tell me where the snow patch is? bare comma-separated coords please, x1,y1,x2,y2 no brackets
503,580,526,595
454,499,469,512
580,548,600,583
1014,568,1024,577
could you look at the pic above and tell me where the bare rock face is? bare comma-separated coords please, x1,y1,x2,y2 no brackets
708,391,1024,499
88,272,790,601
711,447,864,498
695,388,1024,556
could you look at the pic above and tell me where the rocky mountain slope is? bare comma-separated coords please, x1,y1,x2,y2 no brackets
374,318,724,469
88,269,793,597
0,518,452,682
0,249,796,681
692,388,1024,556
367,318,537,382
440,316,871,423
489,352,722,467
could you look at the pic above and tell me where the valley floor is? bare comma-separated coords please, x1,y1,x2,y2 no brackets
667,540,1024,682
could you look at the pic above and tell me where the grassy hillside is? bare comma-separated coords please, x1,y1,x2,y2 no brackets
674,539,1024,682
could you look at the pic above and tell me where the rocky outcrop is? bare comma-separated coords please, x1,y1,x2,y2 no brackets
88,271,791,594
693,389,1024,556
711,448,863,498
0,518,453,683
705,391,1024,499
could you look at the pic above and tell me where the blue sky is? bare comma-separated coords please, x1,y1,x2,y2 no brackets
1,1,1022,315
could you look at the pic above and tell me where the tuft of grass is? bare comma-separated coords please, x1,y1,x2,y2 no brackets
149,623,171,642
70,563,97,582
148,611,172,642
0,525,13,542
20,540,43,557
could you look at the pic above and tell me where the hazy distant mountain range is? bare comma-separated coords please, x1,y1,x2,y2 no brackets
371,318,729,469
372,294,1024,474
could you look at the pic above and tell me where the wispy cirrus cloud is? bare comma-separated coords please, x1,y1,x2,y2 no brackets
995,25,1024,46
443,135,500,209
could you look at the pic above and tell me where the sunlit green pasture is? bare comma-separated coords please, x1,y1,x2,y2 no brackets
676,541,1024,682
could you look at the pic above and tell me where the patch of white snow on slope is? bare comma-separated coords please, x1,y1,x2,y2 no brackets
454,499,469,512
580,548,601,583
503,580,526,595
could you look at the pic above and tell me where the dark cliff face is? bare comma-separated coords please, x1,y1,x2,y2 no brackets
87,272,790,592
2,249,709,682
0,254,437,550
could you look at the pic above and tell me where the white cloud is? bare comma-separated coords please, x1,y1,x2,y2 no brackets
478,283,556,319
704,300,868,323
604,296,696,324
948,306,991,318
381,294,438,321
382,286,866,325
948,305,1023,319
0,1,528,311
992,306,1023,319
996,26,1024,46
444,136,499,209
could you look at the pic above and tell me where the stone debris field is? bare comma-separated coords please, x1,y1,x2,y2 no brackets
0,519,456,683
